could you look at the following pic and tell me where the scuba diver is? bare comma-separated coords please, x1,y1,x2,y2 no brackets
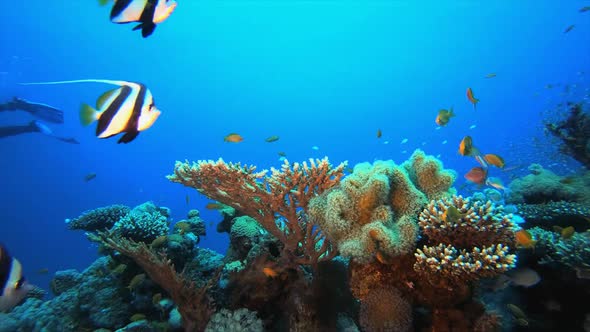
0,97,79,144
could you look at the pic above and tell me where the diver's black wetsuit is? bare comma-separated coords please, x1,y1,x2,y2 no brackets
0,122,39,138
0,97,64,123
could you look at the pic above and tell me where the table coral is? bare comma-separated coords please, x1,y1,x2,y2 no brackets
66,204,130,231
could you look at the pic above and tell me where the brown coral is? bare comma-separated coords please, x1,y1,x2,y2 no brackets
168,157,346,267
359,287,412,332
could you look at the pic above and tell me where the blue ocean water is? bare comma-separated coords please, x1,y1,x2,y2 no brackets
0,0,588,299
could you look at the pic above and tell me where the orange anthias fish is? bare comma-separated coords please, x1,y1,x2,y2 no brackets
224,133,243,143
458,136,478,156
262,267,278,278
465,166,488,185
483,154,505,168
435,107,455,126
205,202,223,210
515,230,536,249
466,87,480,110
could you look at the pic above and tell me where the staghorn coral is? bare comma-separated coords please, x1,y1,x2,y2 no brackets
66,204,130,231
415,195,517,284
168,157,346,267
308,149,456,263
359,287,412,332
94,231,215,332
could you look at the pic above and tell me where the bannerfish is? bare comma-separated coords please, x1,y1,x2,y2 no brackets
109,0,178,38
0,244,33,312
20,79,161,144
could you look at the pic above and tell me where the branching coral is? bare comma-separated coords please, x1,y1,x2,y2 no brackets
112,201,170,243
168,157,346,267
415,195,517,284
66,204,130,231
528,226,590,271
93,231,215,332
308,150,456,263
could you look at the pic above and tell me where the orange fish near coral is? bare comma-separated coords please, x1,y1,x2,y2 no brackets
262,267,278,278
205,202,223,210
458,136,478,156
466,87,479,110
465,166,487,185
515,230,536,249
224,133,243,143
484,154,505,168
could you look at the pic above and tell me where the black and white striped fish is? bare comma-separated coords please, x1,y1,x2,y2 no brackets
0,244,31,312
20,79,161,143
106,0,178,38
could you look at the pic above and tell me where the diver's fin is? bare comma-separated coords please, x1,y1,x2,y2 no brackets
80,103,98,126
118,130,140,144
19,79,131,87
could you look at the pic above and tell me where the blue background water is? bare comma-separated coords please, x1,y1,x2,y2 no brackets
0,1,588,292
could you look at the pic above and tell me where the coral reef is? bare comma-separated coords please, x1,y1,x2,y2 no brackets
528,226,590,271
95,231,216,332
308,150,456,263
113,201,171,243
205,308,264,332
359,287,412,332
506,164,590,204
515,201,590,228
168,157,346,267
545,102,590,168
65,204,130,231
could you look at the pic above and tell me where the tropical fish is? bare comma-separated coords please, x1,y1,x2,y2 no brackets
111,263,127,275
515,229,536,249
507,303,527,319
130,313,147,322
458,136,476,156
185,194,190,205
128,273,146,291
277,151,287,157
560,226,575,239
20,79,161,144
37,268,49,275
224,133,243,143
483,154,505,168
435,107,455,126
205,202,224,210
376,129,382,138
485,73,497,79
152,293,162,305
442,206,466,224
508,268,541,287
262,267,278,278
464,166,487,185
108,0,178,38
474,154,488,168
466,87,479,110
564,24,575,33
84,173,97,182
485,177,506,191
580,6,590,12
0,244,33,312
400,138,408,144
311,145,319,150
265,135,279,143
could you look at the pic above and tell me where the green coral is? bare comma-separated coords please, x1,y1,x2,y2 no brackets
308,150,456,263
529,226,590,270
66,204,130,231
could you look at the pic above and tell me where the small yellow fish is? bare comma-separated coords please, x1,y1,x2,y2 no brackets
265,135,279,143
130,313,146,322
376,129,382,138
224,133,243,143
278,151,287,157
111,263,127,275
561,226,575,239
442,206,466,223
485,73,497,79
435,107,455,126
84,173,97,182
507,303,527,319
151,235,168,248
485,177,506,191
458,136,477,156
128,273,146,291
